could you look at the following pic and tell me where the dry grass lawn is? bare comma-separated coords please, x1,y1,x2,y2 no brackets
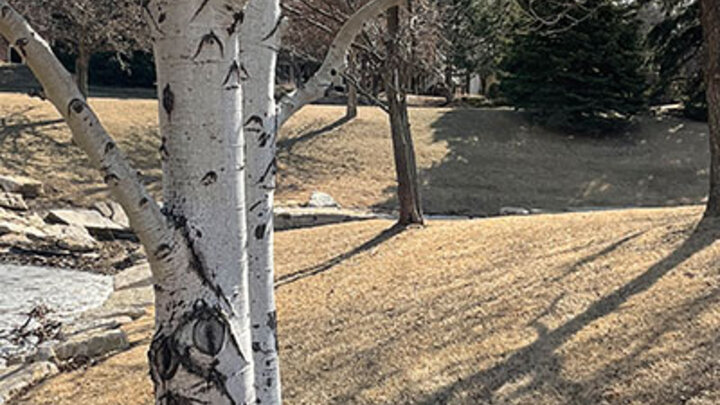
0,92,711,215
13,206,720,404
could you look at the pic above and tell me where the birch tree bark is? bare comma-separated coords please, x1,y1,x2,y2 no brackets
241,0,283,403
701,0,720,218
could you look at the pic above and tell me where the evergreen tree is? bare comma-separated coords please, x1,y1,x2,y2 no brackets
500,0,647,133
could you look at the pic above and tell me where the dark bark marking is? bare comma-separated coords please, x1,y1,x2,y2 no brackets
255,224,267,240
162,84,174,121
330,69,338,76
192,31,224,60
266,311,277,332
141,1,164,34
193,311,227,356
257,158,277,185
248,200,262,212
223,61,241,86
104,142,115,154
244,115,263,128
191,0,211,21
149,335,180,382
154,243,173,261
201,171,218,186
14,38,28,57
139,197,149,207
103,173,120,186
159,136,169,160
262,16,283,41
227,11,244,35
258,132,272,148
68,98,85,116
1,6,11,18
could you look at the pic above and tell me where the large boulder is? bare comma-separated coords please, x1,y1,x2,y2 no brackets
0,175,43,198
46,208,134,240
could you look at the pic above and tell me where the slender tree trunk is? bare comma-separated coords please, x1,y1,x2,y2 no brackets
347,81,358,119
146,1,256,403
75,42,90,98
384,6,424,226
702,0,720,218
242,1,283,403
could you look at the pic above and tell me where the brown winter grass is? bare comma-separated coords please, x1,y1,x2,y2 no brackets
13,206,720,405
0,92,712,214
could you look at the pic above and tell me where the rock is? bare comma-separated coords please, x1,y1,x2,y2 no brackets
499,207,531,216
274,207,379,230
0,192,27,211
0,362,58,404
0,214,46,240
45,209,134,240
307,191,340,208
0,175,43,198
63,316,133,338
53,329,129,362
113,262,152,291
92,201,130,228
43,224,98,253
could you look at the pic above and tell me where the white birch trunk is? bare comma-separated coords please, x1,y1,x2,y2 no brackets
145,1,256,403
241,0,282,403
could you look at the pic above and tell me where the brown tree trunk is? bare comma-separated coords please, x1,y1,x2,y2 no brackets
346,81,358,119
75,43,90,98
701,0,720,217
384,6,424,226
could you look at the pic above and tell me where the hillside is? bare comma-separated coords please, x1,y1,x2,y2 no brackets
0,92,711,215
13,206,720,404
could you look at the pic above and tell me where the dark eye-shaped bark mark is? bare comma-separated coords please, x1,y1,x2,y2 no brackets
67,98,85,116
227,11,244,35
103,173,120,186
192,31,224,60
255,224,267,240
154,243,173,261
222,61,243,90
201,171,217,186
1,6,11,18
150,335,180,381
158,12,166,24
193,312,227,356
139,197,149,208
162,84,174,121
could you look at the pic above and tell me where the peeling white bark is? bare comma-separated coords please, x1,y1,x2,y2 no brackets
277,0,406,127
241,0,282,404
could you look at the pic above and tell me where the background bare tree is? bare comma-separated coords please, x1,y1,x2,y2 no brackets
7,0,149,97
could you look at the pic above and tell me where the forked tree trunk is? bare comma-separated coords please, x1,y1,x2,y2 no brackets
75,42,89,98
242,1,282,403
384,6,424,226
701,0,720,218
146,1,256,403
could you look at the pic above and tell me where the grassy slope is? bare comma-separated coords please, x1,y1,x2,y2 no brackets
15,207,720,405
0,93,711,215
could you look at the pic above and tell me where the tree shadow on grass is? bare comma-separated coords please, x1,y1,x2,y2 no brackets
415,222,720,404
278,115,353,154
275,223,403,289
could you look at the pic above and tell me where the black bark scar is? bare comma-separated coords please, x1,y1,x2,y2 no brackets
257,158,277,185
223,61,241,85
262,15,284,41
227,11,244,35
162,84,174,121
14,38,28,57
67,99,85,116
201,171,218,186
193,31,224,59
191,0,211,21
1,6,11,18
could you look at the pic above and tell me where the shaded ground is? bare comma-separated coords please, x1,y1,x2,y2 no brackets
0,93,711,215
13,207,720,405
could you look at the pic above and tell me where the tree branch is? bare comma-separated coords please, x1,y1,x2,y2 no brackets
0,1,175,280
277,0,406,127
